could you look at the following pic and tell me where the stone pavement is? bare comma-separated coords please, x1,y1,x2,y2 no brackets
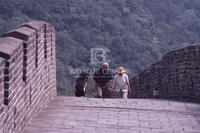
23,96,200,133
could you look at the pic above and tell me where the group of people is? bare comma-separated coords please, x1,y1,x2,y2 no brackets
73,63,131,99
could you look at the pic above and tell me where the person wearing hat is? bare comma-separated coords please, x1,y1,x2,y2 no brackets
93,63,113,98
110,67,131,99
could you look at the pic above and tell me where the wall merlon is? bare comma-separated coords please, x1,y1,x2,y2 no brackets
21,21,47,31
0,37,23,60
2,27,36,41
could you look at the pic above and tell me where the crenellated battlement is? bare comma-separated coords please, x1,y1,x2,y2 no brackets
0,21,56,133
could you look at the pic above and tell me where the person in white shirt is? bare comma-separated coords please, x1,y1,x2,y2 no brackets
109,67,131,99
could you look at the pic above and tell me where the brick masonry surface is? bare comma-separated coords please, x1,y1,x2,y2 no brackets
0,21,56,133
130,44,200,102
0,57,5,133
23,97,200,133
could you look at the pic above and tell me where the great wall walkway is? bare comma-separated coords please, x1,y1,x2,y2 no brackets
1,21,200,133
23,97,200,133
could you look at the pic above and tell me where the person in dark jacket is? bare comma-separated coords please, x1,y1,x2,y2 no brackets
93,63,113,98
73,72,89,97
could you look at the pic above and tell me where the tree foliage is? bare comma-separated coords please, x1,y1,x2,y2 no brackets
1,0,200,95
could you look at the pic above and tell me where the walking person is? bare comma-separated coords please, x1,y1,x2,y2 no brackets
73,72,89,97
110,67,131,99
93,63,113,98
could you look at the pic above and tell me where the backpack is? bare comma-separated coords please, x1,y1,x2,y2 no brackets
75,77,87,92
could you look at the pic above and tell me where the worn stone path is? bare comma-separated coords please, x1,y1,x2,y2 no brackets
23,96,200,133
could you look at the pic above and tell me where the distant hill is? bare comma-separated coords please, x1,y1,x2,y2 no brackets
1,0,200,95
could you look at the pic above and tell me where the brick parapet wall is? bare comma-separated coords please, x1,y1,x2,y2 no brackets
0,58,5,133
130,44,200,102
0,21,56,133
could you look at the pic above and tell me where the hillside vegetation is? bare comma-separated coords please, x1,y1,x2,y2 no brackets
1,0,200,95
